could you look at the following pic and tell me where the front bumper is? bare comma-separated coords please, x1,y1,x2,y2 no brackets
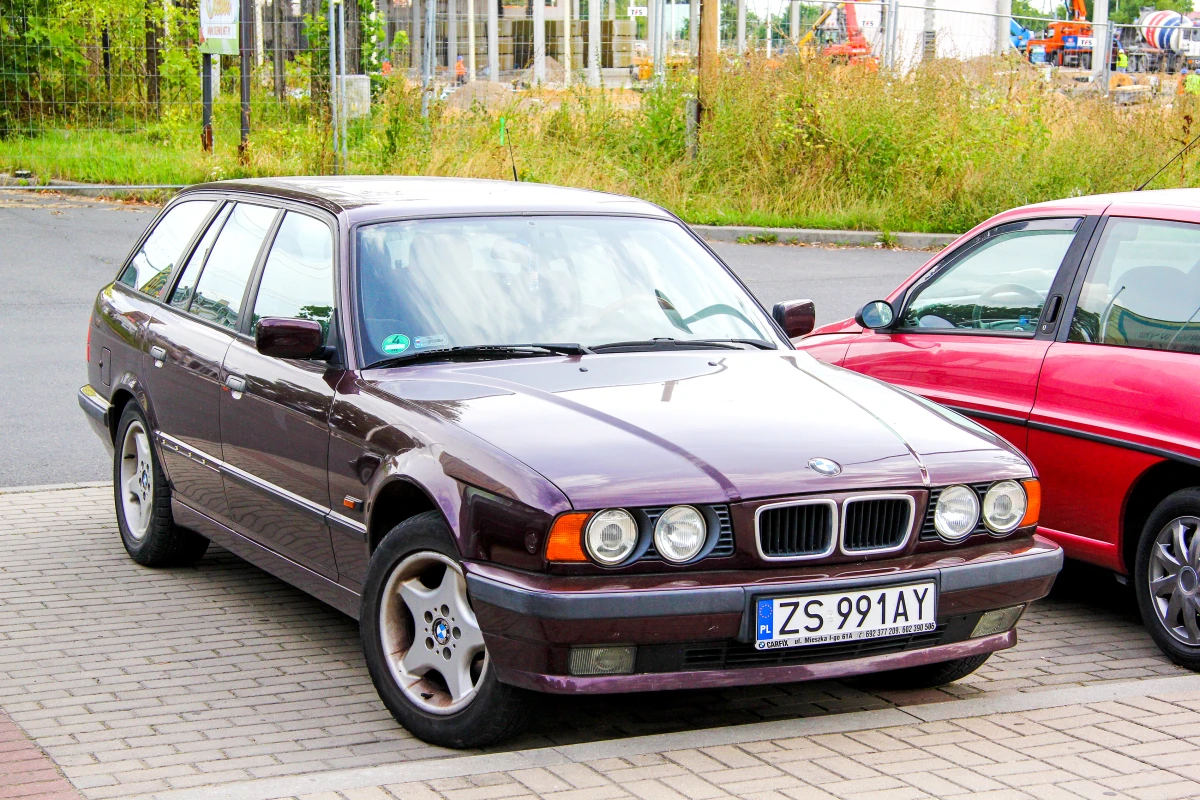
467,536,1062,694
78,384,113,452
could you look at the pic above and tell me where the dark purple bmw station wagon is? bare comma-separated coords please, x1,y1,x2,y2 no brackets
80,177,1061,747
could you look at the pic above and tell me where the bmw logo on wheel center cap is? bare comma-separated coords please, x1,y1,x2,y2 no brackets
808,457,842,477
433,618,451,645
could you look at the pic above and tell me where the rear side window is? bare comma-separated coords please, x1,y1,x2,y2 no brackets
169,204,231,310
901,221,1078,336
1069,218,1200,354
117,201,215,297
250,212,335,340
189,204,278,330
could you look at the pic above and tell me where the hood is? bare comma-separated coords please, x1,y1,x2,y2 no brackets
370,351,1030,509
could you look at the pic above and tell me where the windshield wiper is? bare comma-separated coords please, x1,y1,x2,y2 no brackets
589,338,743,353
364,342,591,370
689,338,778,350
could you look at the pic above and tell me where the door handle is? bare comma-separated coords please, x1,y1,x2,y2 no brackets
149,345,166,366
225,375,247,395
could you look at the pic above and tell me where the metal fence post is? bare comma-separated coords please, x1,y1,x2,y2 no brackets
330,0,340,168
202,54,213,152
338,0,347,167
422,0,436,114
239,0,252,157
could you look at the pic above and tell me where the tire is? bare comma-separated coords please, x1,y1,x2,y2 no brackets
113,403,209,567
871,653,991,690
360,511,532,748
1134,488,1200,671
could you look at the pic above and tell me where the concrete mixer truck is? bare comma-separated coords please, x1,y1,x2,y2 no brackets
1123,9,1200,73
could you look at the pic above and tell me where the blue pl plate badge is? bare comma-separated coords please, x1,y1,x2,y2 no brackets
414,334,449,350
756,599,772,641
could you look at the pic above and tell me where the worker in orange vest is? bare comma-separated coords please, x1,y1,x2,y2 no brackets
455,55,467,85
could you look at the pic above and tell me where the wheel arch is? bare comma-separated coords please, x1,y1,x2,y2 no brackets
107,387,138,443
1122,459,1200,573
368,478,447,557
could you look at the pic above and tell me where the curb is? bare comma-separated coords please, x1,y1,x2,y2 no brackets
0,481,109,495
691,224,958,250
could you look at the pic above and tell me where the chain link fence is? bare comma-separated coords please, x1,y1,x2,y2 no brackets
2,0,1196,185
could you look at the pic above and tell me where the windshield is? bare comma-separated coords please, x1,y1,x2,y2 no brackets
354,215,780,364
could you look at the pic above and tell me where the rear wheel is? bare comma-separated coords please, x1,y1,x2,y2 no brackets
872,653,991,690
1134,489,1200,671
113,403,208,567
360,512,532,748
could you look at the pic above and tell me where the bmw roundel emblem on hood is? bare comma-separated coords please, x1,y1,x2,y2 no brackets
808,457,842,476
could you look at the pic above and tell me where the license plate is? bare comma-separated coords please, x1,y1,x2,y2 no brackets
754,582,937,650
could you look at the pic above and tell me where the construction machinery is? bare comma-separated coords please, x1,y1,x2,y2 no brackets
1122,10,1200,73
796,1,876,66
1024,0,1109,69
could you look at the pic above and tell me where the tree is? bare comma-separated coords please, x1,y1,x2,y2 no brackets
1059,1,1194,25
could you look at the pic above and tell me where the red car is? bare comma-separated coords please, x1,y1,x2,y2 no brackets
796,189,1200,669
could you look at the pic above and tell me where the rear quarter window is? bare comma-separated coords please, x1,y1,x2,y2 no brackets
117,201,216,298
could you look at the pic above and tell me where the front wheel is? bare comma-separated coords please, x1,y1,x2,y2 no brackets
360,512,532,748
1134,489,1200,670
113,403,208,567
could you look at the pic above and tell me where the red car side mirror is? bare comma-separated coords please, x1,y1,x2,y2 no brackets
772,299,816,338
255,317,326,360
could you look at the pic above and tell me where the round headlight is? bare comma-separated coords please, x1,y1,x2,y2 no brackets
982,480,1027,535
585,509,638,565
654,506,707,563
935,485,980,543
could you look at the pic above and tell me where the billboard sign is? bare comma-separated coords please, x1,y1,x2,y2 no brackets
200,0,239,55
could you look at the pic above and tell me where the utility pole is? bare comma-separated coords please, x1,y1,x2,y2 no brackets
1091,0,1109,86
789,1,798,44
885,0,899,70
698,0,718,118
488,0,499,80
422,0,435,115
469,0,477,80
588,0,601,84
689,0,698,57
564,0,572,86
533,0,545,82
995,0,1010,57
765,1,771,58
736,0,745,54
449,0,458,76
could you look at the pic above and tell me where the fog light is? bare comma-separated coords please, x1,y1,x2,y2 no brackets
971,605,1025,638
568,645,636,676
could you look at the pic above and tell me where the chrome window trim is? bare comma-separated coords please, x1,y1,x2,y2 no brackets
753,498,838,562
839,493,917,555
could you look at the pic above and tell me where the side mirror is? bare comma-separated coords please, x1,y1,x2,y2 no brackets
772,299,816,338
855,300,895,330
255,317,326,360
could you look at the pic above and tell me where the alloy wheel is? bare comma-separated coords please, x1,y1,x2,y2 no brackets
379,551,488,715
1148,515,1200,645
119,420,154,541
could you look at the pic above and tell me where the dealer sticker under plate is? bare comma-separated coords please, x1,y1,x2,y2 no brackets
755,582,937,650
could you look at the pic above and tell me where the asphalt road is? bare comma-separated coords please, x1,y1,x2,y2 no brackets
0,196,928,487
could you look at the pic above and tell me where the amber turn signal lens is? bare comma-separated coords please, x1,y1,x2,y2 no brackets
1019,479,1041,528
546,512,591,562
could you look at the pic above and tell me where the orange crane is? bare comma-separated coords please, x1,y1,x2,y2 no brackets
798,1,876,65
1025,0,1100,68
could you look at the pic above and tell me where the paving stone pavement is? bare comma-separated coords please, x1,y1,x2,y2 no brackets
0,486,1191,799
272,691,1200,800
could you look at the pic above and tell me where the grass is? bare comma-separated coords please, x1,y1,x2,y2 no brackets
5,54,1200,233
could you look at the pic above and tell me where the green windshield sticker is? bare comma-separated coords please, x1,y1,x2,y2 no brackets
381,334,411,354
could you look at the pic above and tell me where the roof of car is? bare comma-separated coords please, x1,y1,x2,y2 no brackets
1023,187,1200,215
182,176,673,222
